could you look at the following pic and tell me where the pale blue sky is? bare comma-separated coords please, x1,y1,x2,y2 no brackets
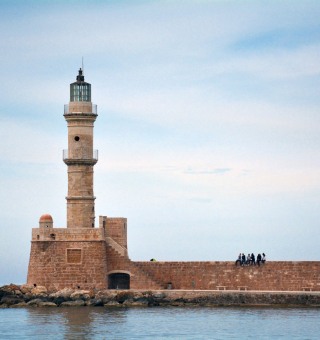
1,0,320,285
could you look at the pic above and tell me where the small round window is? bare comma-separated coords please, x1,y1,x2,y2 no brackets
74,136,80,141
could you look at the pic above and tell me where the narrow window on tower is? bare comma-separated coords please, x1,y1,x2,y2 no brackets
74,136,80,141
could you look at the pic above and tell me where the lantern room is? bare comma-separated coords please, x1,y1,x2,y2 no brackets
70,68,91,102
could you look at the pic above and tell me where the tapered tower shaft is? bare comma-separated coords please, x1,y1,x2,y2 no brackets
63,68,98,228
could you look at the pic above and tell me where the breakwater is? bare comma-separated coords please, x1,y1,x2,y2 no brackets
1,284,320,308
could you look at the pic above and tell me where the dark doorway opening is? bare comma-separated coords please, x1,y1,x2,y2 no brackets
108,273,130,289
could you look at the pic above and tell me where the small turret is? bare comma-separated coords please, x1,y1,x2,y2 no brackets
39,214,53,228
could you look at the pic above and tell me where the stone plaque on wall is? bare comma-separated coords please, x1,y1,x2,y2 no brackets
67,248,82,263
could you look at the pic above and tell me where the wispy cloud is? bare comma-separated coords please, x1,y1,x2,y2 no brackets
184,168,232,175
188,197,213,204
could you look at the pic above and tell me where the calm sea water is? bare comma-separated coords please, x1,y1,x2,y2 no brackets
0,307,320,339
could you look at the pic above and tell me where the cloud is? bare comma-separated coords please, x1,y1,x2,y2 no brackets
222,43,320,80
184,168,232,175
188,197,213,204
0,118,64,164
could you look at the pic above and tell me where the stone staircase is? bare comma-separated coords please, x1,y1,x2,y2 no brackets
105,240,163,290
131,261,166,289
105,237,128,257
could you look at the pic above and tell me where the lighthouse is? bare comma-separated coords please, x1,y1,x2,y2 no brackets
63,68,98,228
27,68,155,291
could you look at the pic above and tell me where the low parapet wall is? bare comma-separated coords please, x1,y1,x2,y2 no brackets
133,261,320,291
31,227,105,241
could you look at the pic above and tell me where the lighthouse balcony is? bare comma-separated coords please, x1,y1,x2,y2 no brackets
63,149,98,165
64,103,97,115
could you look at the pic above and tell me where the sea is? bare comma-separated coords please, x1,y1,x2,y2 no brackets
0,306,320,339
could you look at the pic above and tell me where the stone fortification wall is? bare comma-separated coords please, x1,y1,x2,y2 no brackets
133,261,320,291
105,244,162,290
27,240,108,291
27,222,320,292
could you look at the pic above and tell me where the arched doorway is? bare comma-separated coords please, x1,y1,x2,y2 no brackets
108,273,130,289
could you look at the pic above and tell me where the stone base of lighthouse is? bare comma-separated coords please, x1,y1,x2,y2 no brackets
27,215,165,291
27,215,132,291
28,239,108,291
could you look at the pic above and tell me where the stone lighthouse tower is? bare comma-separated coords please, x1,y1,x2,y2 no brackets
28,68,161,291
63,68,98,228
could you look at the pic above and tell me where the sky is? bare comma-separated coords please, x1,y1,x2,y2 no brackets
0,0,320,285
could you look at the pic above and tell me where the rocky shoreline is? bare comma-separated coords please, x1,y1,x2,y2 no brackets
1,284,320,308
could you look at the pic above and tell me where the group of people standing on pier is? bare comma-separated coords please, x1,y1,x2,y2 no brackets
235,253,266,266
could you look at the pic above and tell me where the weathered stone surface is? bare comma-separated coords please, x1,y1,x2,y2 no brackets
11,302,28,308
1,296,24,306
153,292,166,300
31,286,47,295
70,290,93,301
60,300,85,307
50,288,74,299
28,240,108,291
20,284,33,294
86,299,104,307
0,284,21,299
123,300,148,307
95,290,118,304
115,291,134,304
38,301,57,307
27,298,45,306
23,293,34,302
1,285,320,308
104,301,121,307
50,296,66,306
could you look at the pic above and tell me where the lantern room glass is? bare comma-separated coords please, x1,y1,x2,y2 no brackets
70,68,91,102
